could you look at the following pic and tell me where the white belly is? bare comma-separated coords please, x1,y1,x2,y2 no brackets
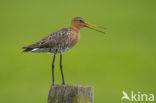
31,46,72,54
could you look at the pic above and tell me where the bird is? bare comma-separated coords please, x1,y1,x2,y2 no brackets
22,17,105,86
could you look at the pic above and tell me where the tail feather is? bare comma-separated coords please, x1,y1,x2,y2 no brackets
22,47,33,52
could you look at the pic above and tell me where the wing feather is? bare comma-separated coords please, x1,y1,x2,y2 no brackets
22,28,69,52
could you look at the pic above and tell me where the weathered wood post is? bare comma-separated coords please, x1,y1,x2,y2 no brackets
48,85,94,103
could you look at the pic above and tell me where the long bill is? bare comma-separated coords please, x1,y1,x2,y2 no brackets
85,23,105,34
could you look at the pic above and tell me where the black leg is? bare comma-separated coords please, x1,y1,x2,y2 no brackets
52,54,56,86
60,53,65,85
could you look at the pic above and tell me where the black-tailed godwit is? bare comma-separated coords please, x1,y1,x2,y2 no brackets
22,17,105,86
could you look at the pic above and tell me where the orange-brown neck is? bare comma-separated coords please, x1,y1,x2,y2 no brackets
69,23,80,46
70,24,80,34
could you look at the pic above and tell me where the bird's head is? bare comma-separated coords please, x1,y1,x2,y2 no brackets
71,17,86,28
71,17,105,33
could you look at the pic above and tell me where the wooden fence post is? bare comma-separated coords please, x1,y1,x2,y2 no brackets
48,85,94,103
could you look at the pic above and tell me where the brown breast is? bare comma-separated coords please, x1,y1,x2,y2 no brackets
70,31,80,46
69,25,80,47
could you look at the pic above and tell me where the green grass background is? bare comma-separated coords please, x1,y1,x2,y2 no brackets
0,0,156,103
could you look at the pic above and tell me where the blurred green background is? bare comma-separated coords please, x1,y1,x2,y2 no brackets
0,0,156,103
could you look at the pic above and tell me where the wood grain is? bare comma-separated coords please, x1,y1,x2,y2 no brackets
48,85,94,103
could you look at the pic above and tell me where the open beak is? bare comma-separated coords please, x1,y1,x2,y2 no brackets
85,22,105,34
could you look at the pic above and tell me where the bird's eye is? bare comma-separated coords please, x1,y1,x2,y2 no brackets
79,20,84,23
